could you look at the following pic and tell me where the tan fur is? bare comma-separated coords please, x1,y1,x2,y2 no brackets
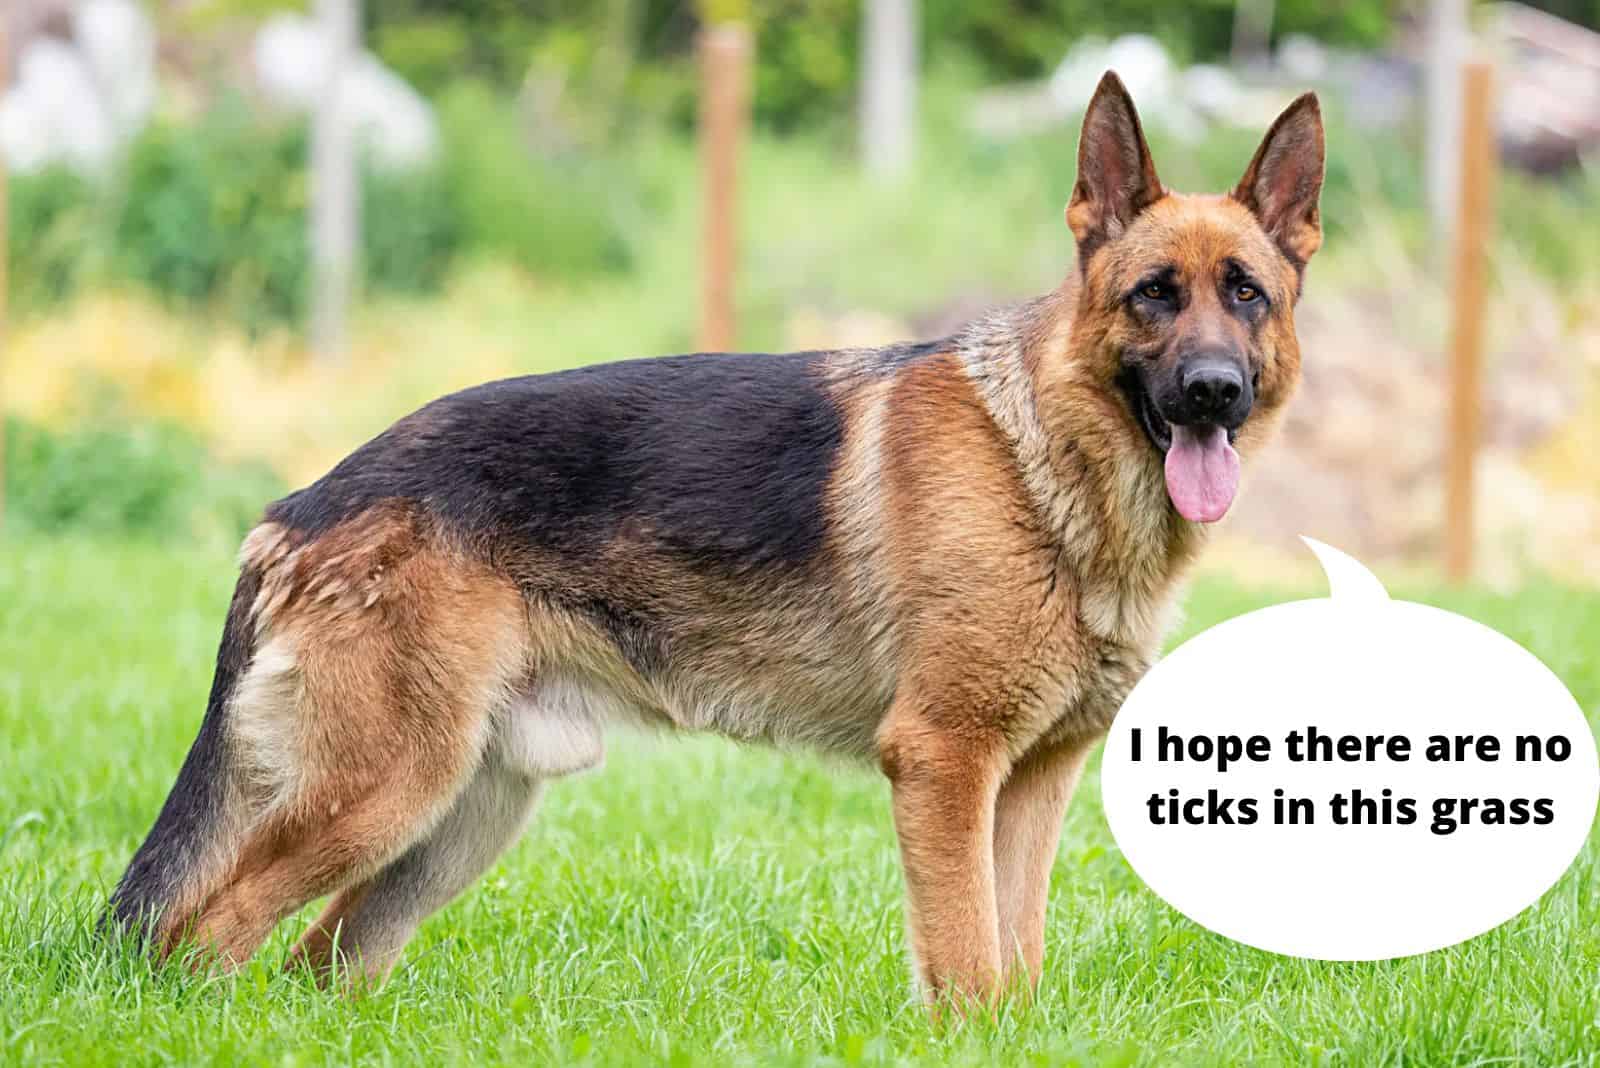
159,508,530,962
870,333,1188,1003
993,736,1096,988
288,753,542,981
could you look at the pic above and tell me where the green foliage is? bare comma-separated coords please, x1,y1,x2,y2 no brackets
363,164,464,296
368,0,1396,131
1525,0,1600,28
366,0,543,87
920,0,1393,79
2,418,283,542
435,83,636,278
113,100,466,328
114,101,312,332
1496,168,1600,284
748,0,859,132
373,15,475,97
4,88,642,326
178,0,310,25
6,167,96,315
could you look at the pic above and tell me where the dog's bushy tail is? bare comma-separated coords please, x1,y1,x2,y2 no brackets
105,568,261,947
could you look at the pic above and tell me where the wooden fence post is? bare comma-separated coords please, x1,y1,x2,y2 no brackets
697,22,750,353
1444,60,1496,584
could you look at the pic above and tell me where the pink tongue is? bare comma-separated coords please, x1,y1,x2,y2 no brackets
1164,425,1240,523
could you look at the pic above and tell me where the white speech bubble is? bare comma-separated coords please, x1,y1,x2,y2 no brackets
1100,538,1599,960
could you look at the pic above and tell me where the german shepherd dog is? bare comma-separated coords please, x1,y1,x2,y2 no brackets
109,72,1323,1006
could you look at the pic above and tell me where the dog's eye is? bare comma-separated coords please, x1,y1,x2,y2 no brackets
1141,283,1169,301
1235,284,1259,302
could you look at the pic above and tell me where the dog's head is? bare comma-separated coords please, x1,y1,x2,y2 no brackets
1065,71,1323,524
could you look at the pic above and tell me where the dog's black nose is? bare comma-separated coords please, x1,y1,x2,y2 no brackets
1179,357,1249,425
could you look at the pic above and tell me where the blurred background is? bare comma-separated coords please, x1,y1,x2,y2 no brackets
0,0,1597,588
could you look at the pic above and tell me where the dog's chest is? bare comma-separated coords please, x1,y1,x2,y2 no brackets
1034,568,1186,743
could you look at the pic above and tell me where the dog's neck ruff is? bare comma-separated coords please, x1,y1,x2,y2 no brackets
955,295,1200,645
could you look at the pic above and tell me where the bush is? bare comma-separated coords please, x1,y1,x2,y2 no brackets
114,100,312,332
8,168,97,316
370,4,540,91
115,100,466,328
373,14,475,97
371,1,1397,131
364,164,464,296
435,83,635,278
3,418,284,542
921,0,1391,80
5,89,639,327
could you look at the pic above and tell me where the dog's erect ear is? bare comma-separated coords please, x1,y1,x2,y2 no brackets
1066,71,1165,259
1232,93,1325,271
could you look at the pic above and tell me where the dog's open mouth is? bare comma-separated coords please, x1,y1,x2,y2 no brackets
1121,373,1172,453
1119,372,1241,524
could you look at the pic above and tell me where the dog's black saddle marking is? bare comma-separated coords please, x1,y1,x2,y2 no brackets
266,350,849,574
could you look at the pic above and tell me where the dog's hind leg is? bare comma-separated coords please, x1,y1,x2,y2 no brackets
185,750,486,967
174,515,530,967
289,677,611,980
287,754,543,981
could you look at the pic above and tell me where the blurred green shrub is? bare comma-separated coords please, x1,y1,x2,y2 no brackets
755,0,857,134
371,0,1395,131
115,99,464,328
3,417,283,542
370,4,539,90
435,83,635,277
373,14,474,97
1496,168,1600,284
114,101,312,332
8,167,96,316
364,163,464,296
921,0,1391,82
5,89,635,327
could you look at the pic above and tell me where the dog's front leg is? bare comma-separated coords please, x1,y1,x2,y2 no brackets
992,735,1097,991
878,705,1009,1011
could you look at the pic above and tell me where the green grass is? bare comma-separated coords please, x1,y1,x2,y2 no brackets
1,539,1597,1066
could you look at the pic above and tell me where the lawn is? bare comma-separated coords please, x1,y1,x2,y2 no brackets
1,538,1597,1066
